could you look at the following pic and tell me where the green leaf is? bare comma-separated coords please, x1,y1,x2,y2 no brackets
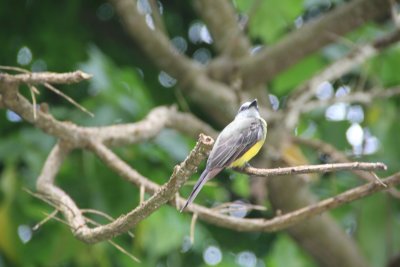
231,172,250,198
136,206,189,258
272,54,326,95
235,0,303,43
357,194,390,267
368,45,400,87
266,234,317,267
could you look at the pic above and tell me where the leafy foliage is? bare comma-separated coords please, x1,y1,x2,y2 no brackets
1,0,400,266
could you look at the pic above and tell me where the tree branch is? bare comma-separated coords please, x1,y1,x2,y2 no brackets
242,162,387,178
109,0,243,124
3,68,399,267
193,0,272,105
74,134,212,243
34,133,211,244
179,172,400,232
0,71,217,147
238,0,392,89
293,137,400,198
0,70,92,84
299,87,400,114
285,29,400,128
193,0,250,57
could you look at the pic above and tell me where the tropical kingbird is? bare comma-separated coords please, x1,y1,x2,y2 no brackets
181,99,267,211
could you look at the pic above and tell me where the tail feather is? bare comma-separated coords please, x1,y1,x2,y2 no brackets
180,168,221,212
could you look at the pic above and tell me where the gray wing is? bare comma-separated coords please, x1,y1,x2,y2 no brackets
207,119,264,169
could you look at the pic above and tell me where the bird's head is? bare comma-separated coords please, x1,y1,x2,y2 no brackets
235,99,260,119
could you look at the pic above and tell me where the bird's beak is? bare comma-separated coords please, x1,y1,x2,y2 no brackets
249,99,258,109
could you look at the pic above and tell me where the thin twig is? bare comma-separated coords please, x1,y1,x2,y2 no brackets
85,217,140,262
81,209,135,238
28,85,37,120
32,210,59,231
175,192,180,210
23,188,60,210
0,65,29,73
42,211,74,229
369,172,387,187
190,213,198,244
212,202,267,213
44,83,94,117
140,184,145,204
108,240,141,263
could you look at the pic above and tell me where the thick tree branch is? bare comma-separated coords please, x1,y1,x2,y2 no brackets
34,134,212,244
36,143,86,235
109,0,196,81
193,0,271,105
0,71,217,146
193,0,250,57
109,0,242,124
78,135,212,243
238,0,392,89
148,0,167,35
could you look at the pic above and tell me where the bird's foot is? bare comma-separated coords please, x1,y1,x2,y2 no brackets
244,162,252,168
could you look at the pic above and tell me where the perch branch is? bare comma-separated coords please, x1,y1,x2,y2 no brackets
241,162,387,178
180,172,400,232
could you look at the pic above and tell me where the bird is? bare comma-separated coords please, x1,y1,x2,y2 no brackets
181,99,267,211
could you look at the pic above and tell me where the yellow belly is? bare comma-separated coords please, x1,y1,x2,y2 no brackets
230,139,265,168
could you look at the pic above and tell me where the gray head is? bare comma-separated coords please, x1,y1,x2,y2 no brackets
235,99,260,119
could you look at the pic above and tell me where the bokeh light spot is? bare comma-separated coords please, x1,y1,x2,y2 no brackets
325,103,347,121
171,36,188,54
346,123,364,147
268,94,280,111
96,3,114,21
193,48,211,64
203,246,222,266
315,81,333,100
158,71,177,88
236,251,257,267
6,110,22,122
18,225,32,244
17,46,32,66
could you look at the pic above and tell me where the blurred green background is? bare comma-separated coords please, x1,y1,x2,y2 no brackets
1,0,400,266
